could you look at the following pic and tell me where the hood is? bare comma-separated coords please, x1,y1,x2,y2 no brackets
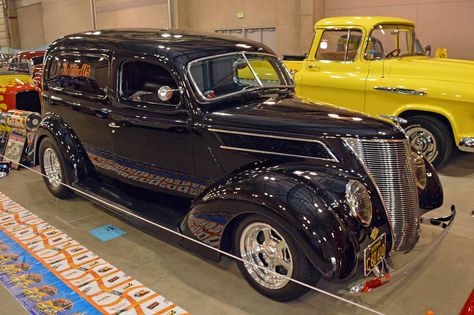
389,57,474,85
204,96,404,140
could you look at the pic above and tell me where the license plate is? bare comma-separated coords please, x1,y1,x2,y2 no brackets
364,233,387,276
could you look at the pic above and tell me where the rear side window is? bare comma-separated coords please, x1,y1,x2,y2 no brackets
47,54,109,98
120,61,180,106
316,29,362,61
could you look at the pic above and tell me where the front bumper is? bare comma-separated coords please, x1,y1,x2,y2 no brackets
345,205,456,294
459,138,474,152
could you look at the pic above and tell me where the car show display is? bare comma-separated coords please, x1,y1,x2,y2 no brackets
0,192,188,315
284,16,474,167
0,4,472,314
0,110,42,169
32,29,457,302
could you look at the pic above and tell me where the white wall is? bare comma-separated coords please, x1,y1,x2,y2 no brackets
42,0,93,44
96,0,169,29
324,0,474,60
16,3,45,48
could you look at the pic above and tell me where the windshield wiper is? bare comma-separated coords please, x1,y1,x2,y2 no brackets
247,86,294,96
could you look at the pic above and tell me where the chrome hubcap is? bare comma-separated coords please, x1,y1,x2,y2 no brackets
240,222,293,289
406,126,437,162
43,148,62,188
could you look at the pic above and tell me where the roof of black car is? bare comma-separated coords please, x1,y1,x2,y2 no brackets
49,29,275,65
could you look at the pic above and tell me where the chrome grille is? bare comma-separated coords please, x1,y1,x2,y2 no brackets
345,138,420,252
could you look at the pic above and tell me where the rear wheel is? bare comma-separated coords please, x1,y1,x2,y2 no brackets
234,214,319,301
404,115,453,168
39,137,73,199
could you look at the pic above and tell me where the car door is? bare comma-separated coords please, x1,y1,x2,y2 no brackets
298,28,369,112
109,58,197,196
43,52,114,175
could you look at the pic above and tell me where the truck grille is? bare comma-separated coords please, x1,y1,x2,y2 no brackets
344,138,420,252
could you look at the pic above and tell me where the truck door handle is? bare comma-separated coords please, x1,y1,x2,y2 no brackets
108,122,121,129
307,64,319,70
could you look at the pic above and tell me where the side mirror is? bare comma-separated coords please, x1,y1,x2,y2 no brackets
424,45,432,57
158,85,181,102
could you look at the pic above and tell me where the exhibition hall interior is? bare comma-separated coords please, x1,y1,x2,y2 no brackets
0,0,473,314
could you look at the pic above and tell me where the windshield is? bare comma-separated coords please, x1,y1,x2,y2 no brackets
188,53,293,101
366,24,424,59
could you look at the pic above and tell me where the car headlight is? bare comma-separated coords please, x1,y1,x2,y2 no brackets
345,180,372,226
410,151,427,189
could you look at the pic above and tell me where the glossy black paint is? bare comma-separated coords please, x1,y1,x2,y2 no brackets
38,29,443,285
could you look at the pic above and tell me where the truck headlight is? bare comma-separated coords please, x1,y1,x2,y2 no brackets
345,180,372,226
410,152,427,189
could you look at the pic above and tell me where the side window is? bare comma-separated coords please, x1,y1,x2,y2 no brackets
366,25,415,60
120,61,180,106
47,54,109,97
315,29,362,61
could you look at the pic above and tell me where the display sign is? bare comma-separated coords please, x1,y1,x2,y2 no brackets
2,133,26,169
0,192,189,315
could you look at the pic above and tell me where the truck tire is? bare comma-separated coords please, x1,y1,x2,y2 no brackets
234,214,320,301
39,137,73,199
405,115,453,168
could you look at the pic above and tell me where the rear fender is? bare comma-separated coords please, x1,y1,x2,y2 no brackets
35,112,94,182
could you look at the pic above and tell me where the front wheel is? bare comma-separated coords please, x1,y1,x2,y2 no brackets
404,115,453,168
234,214,319,301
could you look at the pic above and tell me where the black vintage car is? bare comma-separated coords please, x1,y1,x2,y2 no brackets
37,29,455,301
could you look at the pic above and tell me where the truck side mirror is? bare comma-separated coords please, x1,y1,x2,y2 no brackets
424,45,432,57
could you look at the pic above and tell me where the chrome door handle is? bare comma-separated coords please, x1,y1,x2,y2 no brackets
108,122,121,129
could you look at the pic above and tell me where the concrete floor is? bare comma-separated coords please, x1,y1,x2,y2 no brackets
0,152,473,315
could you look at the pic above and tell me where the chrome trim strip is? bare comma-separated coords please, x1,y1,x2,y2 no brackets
219,145,338,162
374,86,427,96
459,137,474,152
209,127,339,162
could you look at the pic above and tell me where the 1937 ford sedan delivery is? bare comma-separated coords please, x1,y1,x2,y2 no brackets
37,29,455,301
284,16,474,167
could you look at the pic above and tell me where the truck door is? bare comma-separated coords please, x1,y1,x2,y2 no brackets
108,58,197,197
298,28,369,112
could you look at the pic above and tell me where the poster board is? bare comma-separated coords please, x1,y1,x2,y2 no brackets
2,133,26,169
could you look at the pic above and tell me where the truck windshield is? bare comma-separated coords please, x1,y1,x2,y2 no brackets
188,52,293,101
367,24,424,59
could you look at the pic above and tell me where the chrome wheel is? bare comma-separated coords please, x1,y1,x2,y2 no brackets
406,126,437,162
239,222,293,290
43,148,62,188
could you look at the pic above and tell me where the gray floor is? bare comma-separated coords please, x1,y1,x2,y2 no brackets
0,152,473,315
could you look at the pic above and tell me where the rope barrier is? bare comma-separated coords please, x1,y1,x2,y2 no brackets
0,153,385,315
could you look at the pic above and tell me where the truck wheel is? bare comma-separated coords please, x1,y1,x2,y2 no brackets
39,137,73,199
234,214,319,301
405,115,453,168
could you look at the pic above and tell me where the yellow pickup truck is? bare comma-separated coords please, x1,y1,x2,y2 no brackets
284,16,474,167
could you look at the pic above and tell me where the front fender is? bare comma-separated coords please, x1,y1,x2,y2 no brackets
35,112,94,182
181,162,375,281
419,156,443,212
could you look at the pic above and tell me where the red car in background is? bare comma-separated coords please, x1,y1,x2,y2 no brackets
0,50,44,114
8,50,45,77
